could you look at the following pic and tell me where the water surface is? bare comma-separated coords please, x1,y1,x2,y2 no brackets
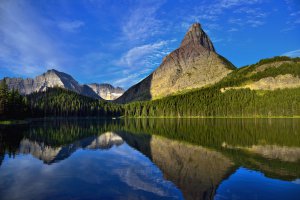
0,118,299,200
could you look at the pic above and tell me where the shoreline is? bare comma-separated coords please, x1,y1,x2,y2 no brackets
1,115,300,125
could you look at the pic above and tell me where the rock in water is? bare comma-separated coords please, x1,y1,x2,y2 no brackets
116,23,235,103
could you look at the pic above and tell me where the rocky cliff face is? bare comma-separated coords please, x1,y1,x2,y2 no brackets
3,69,101,99
116,23,235,103
87,83,124,100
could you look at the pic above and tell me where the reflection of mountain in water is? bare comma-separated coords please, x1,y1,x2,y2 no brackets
117,131,235,200
1,119,300,199
19,132,123,164
149,136,234,200
223,143,300,163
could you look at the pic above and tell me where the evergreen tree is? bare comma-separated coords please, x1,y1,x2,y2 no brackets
0,79,9,118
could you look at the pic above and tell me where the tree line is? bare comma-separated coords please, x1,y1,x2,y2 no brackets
124,87,300,117
0,80,123,120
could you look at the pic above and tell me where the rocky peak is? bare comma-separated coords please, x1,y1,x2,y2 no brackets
116,22,235,103
3,69,101,99
87,83,124,100
180,23,215,52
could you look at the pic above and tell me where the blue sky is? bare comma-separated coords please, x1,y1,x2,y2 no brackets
0,0,299,88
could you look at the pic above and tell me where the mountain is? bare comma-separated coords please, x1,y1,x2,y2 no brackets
3,69,101,99
116,23,235,103
123,57,300,117
87,83,124,100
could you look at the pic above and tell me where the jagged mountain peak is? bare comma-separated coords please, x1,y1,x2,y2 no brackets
3,69,101,99
87,83,124,100
116,22,234,103
180,22,215,52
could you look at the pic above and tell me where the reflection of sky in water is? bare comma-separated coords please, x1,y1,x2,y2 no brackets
215,167,300,200
0,143,183,200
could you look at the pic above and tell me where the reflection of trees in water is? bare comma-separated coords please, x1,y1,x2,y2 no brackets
0,125,27,161
121,118,300,147
0,118,300,192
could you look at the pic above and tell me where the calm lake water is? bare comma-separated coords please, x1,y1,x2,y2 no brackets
0,118,299,200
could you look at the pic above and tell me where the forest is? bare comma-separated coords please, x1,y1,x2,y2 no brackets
124,87,300,117
1,57,300,119
124,57,300,117
0,81,122,120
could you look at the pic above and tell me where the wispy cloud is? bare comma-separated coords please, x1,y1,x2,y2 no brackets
121,1,164,42
282,0,300,31
282,49,300,57
228,28,239,32
113,68,152,87
117,40,173,67
112,39,175,87
0,0,66,76
58,20,85,32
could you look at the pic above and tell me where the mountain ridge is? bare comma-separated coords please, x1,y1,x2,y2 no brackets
116,23,235,103
2,69,124,100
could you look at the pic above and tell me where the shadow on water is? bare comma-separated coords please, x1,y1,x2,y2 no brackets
0,118,300,199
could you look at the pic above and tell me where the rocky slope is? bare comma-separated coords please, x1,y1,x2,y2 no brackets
2,70,123,100
87,83,124,100
219,57,300,92
3,69,101,99
116,23,235,103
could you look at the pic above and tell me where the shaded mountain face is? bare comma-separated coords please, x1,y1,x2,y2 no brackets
116,23,235,103
3,69,101,99
87,83,124,100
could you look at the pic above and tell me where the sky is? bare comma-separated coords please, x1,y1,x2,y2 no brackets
0,0,299,89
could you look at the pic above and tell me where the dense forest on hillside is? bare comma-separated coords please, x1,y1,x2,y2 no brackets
124,87,300,117
0,82,122,119
1,57,300,119
27,87,122,117
124,57,300,117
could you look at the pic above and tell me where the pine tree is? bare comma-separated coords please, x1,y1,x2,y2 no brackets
0,79,9,118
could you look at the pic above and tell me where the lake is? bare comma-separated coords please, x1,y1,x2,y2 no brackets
0,118,299,200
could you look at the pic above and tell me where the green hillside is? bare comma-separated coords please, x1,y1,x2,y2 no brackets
124,57,300,117
1,56,300,119
0,86,122,119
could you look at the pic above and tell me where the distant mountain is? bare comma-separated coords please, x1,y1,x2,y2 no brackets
116,23,235,103
2,69,123,100
87,83,124,100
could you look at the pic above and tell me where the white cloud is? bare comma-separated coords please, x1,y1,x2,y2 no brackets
117,40,172,67
58,20,85,32
219,0,262,8
247,19,265,27
113,68,152,87
121,1,164,42
0,0,66,76
113,39,176,87
228,28,238,32
282,49,300,57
